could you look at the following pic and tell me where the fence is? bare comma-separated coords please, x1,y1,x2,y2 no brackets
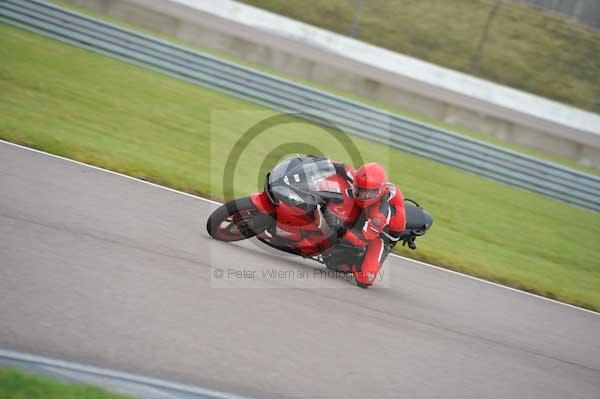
1,0,599,212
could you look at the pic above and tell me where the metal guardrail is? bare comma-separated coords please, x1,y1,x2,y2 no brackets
0,349,252,399
2,0,599,212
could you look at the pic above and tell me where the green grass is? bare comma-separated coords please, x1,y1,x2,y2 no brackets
1,25,599,311
241,0,600,113
48,0,600,176
0,368,132,399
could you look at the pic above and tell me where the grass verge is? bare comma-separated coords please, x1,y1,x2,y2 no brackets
0,368,132,399
1,25,599,310
48,0,600,176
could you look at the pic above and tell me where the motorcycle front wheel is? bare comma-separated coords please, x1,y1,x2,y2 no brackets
206,197,259,241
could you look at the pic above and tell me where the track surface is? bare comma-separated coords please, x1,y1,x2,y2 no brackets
1,141,599,398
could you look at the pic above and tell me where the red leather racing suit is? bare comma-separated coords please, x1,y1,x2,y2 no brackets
341,182,406,286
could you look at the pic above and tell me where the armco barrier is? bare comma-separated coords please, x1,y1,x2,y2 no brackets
1,0,599,212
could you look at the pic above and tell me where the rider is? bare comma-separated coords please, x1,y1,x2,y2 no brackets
325,162,407,288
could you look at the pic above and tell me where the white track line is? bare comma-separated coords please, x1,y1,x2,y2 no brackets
2,139,598,316
0,349,251,399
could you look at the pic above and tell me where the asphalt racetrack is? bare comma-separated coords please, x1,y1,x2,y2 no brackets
1,141,599,398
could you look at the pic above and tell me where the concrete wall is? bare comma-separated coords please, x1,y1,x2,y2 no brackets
59,0,600,168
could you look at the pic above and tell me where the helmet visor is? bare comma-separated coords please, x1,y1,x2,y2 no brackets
354,186,380,201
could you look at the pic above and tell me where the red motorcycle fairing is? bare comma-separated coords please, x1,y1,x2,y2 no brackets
250,169,360,256
260,200,331,255
250,192,276,214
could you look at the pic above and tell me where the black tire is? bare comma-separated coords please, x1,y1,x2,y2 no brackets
356,282,370,289
206,197,259,241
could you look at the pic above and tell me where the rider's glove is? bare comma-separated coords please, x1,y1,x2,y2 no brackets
321,207,344,231
321,205,346,238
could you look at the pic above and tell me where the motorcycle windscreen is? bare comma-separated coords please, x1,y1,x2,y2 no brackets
268,156,341,208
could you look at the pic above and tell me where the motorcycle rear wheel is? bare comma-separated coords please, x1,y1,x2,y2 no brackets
206,197,259,241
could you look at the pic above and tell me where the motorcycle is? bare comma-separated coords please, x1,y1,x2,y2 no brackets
207,155,433,287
